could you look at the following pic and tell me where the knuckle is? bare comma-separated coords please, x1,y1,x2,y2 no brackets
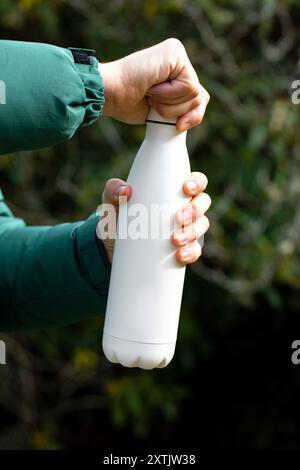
203,90,210,103
194,113,204,125
166,37,185,51
105,178,114,189
198,106,206,118
196,240,202,253
192,242,201,260
202,215,210,230
102,181,112,200
195,223,203,239
202,192,212,208
106,178,121,189
192,83,210,103
192,106,205,125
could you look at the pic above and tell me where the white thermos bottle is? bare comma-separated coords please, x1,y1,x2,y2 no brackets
102,108,191,369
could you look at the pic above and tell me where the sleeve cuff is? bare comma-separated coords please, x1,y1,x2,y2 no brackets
75,213,111,296
68,47,105,128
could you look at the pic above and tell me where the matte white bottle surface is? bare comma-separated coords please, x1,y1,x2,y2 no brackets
102,109,191,369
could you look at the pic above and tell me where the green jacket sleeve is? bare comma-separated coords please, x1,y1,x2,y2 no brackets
0,190,111,331
0,40,104,154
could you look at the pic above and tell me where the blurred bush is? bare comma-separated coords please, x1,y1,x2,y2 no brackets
0,0,300,450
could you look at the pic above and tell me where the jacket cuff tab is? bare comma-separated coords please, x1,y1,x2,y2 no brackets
69,47,96,65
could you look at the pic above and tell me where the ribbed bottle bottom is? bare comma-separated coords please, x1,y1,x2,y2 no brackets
102,333,176,370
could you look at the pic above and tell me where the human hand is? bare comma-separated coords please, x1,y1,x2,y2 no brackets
98,172,210,264
100,38,210,132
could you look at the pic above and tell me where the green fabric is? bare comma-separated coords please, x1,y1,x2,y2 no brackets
0,200,111,331
0,189,25,235
0,40,104,154
0,41,111,331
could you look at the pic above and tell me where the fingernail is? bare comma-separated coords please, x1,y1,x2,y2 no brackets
115,185,128,197
186,180,197,193
175,231,187,244
180,249,190,260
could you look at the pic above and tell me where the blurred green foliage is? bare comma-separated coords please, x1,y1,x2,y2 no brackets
0,0,300,450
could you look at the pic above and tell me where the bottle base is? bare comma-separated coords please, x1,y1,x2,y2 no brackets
102,333,176,370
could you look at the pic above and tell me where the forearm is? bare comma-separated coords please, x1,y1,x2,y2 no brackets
0,41,105,154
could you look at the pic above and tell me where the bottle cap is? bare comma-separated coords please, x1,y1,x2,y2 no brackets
146,108,176,126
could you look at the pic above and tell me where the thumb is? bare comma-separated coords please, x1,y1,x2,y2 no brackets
147,79,189,101
102,178,132,207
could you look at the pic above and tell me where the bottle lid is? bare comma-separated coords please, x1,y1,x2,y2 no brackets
146,108,176,127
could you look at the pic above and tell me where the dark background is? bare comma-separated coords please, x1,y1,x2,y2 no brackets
1,0,300,450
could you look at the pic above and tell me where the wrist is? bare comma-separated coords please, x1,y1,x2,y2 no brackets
99,60,122,118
